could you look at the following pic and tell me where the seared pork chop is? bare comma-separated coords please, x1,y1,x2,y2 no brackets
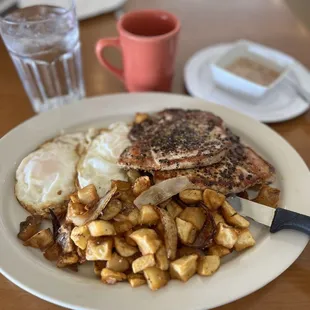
154,137,275,195
119,109,232,171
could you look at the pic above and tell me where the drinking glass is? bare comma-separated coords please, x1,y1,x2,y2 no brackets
0,0,85,113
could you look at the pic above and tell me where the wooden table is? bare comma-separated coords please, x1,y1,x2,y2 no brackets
1,0,310,309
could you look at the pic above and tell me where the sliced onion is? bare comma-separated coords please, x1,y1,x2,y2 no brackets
156,207,178,260
134,176,195,208
68,186,117,226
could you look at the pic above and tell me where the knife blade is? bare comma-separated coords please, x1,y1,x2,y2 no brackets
226,196,310,235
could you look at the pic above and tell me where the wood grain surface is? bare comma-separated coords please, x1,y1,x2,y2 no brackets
0,0,310,309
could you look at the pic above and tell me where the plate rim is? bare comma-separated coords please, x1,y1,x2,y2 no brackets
184,41,310,123
0,93,309,310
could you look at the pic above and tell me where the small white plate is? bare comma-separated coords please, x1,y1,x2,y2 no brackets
18,0,126,20
0,93,309,310
185,41,310,123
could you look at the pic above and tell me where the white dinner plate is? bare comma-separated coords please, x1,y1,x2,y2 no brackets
0,93,309,310
184,41,310,123
18,0,127,20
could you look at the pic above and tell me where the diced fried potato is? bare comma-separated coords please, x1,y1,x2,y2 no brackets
132,254,156,273
166,201,183,219
124,229,137,246
114,237,138,257
197,255,220,276
155,222,165,239
143,267,169,291
43,243,61,261
176,217,197,244
135,112,149,124
86,238,113,261
127,252,141,265
101,268,127,284
114,220,133,234
66,201,85,219
140,205,159,225
127,169,141,184
179,190,202,204
88,220,116,237
106,252,130,272
179,207,206,230
215,223,238,249
94,261,106,277
70,192,80,204
155,246,169,271
234,229,256,251
23,228,54,250
70,225,90,250
127,208,141,226
169,254,198,282
221,201,237,218
226,213,250,229
57,252,79,268
56,223,75,253
208,245,231,257
212,212,225,226
100,199,122,220
77,184,99,205
117,190,135,204
128,273,146,287
17,215,42,241
253,185,280,208
130,229,161,255
177,247,204,258
203,189,225,211
111,180,132,191
132,176,151,197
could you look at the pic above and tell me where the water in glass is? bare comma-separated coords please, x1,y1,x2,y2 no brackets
0,2,85,113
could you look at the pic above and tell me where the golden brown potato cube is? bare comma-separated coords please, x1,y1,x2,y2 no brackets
43,243,61,261
86,237,113,261
135,112,149,124
140,205,159,225
127,169,141,184
208,245,231,257
70,192,80,204
166,201,183,219
169,254,198,282
127,252,141,265
197,255,220,276
77,184,99,205
94,261,106,277
203,189,225,211
57,252,79,268
100,199,122,221
124,229,137,247
106,252,130,272
179,189,202,204
179,207,206,230
132,254,156,273
101,268,127,284
88,220,116,237
129,229,162,255
212,212,225,226
23,228,54,251
143,267,169,291
114,236,138,257
18,215,42,241
221,201,237,218
215,223,238,249
176,217,197,244
155,246,169,271
253,185,280,208
226,213,250,229
127,208,141,226
128,273,146,288
114,220,133,234
111,180,132,191
70,225,90,250
132,176,151,197
234,229,256,251
66,201,85,219
177,247,204,258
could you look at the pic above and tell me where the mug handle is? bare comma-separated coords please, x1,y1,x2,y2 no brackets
95,38,124,81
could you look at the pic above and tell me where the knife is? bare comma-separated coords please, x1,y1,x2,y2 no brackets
226,196,310,235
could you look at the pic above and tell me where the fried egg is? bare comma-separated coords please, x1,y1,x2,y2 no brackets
15,132,96,218
77,122,131,197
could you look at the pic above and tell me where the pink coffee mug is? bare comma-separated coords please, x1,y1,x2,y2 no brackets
95,10,180,92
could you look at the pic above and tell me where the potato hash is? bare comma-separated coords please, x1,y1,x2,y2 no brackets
17,174,258,291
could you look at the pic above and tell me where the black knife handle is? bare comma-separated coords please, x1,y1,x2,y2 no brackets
270,208,310,235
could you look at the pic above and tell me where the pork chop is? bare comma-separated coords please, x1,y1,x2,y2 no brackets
119,109,232,171
153,133,275,195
